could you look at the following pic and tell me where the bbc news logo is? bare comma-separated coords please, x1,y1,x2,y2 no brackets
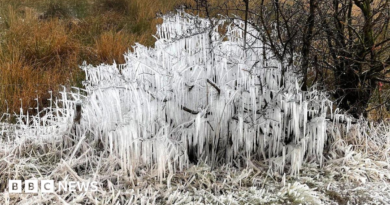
9,180,98,193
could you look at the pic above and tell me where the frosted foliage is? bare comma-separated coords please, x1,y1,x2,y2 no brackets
0,12,334,178
0,89,82,142
81,11,334,177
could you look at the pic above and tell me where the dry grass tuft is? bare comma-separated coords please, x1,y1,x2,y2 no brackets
95,31,133,64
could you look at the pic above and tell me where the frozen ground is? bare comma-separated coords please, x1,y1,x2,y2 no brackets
0,135,389,204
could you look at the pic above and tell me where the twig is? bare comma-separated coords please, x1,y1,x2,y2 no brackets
207,79,221,95
68,134,86,163
181,106,200,115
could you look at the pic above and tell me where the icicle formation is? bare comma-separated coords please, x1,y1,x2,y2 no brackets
79,11,334,177
0,11,336,178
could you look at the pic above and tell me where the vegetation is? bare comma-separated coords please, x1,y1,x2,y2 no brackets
230,0,390,119
1,11,390,204
1,0,388,120
0,0,191,113
180,0,390,120
0,1,389,203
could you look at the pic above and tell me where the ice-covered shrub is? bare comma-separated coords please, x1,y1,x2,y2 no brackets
78,11,335,178
1,11,341,179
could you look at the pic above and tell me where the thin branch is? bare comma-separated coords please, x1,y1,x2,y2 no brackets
207,79,221,95
181,106,200,115
373,77,390,84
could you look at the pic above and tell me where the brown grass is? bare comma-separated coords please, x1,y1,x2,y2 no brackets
0,6,78,112
0,0,194,114
95,30,134,64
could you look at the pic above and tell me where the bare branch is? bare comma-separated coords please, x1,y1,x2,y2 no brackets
207,79,221,95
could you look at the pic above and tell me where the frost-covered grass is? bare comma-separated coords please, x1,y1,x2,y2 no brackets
0,134,389,204
1,11,390,204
